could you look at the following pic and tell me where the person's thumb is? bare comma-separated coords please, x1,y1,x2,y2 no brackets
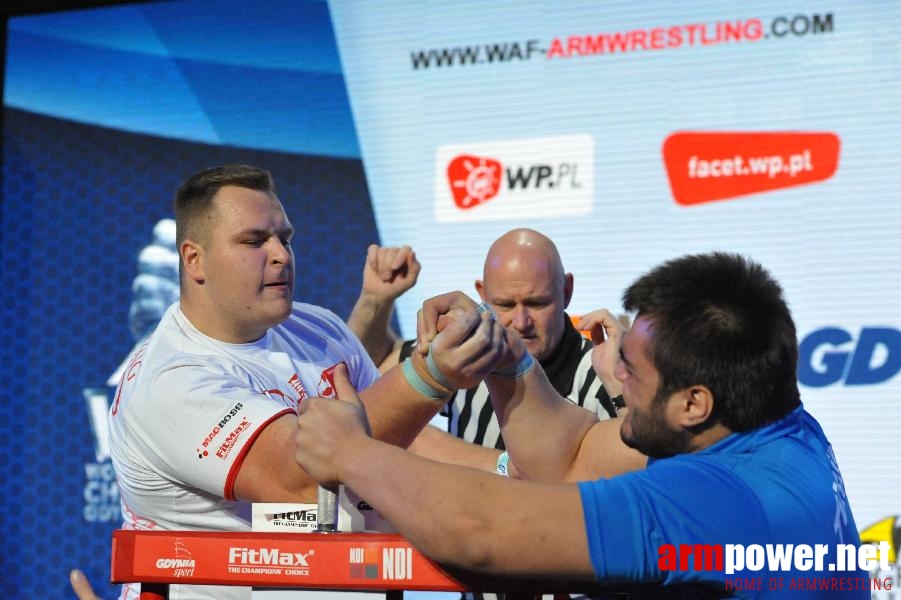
433,306,480,351
331,363,371,437
332,363,362,408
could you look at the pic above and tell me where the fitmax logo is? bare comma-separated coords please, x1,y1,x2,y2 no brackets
799,327,901,387
228,547,313,566
271,509,316,522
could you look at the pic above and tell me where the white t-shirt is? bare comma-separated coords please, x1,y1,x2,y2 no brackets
109,302,379,599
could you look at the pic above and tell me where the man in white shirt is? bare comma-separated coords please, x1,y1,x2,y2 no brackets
109,164,504,600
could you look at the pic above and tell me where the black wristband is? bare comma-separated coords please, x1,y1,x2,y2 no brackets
610,394,626,410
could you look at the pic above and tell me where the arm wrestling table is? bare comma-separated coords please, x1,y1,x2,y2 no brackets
111,529,632,599
111,530,464,599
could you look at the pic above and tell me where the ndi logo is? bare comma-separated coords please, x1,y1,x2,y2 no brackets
349,546,412,580
434,135,594,223
382,547,413,580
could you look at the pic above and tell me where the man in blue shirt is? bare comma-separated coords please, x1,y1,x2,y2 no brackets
294,252,868,598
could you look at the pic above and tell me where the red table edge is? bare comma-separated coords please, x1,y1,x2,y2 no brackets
111,529,467,598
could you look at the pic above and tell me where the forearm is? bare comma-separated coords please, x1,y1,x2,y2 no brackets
486,365,647,481
486,366,598,482
347,293,399,367
293,360,597,579
407,424,500,472
338,437,594,578
358,359,451,448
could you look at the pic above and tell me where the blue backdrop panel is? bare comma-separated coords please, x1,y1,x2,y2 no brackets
0,107,378,598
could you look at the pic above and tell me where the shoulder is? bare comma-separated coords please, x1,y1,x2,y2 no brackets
617,454,764,515
577,457,769,583
280,302,356,339
289,301,345,326
281,302,379,386
109,337,247,429
583,453,767,537
130,309,231,378
136,344,252,394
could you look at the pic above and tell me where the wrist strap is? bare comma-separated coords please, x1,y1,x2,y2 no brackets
424,302,497,386
496,451,510,477
493,351,535,378
425,342,455,390
402,357,448,400
610,394,626,411
477,301,496,320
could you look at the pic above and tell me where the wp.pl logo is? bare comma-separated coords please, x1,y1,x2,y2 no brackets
434,135,594,223
446,155,503,209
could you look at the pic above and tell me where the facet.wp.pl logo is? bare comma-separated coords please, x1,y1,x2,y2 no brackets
799,327,901,387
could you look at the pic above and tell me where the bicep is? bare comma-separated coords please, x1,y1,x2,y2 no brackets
233,413,319,503
567,419,647,481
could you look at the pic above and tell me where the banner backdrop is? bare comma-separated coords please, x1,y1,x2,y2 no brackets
328,0,901,532
2,1,900,598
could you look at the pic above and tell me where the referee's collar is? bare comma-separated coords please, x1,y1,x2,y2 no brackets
538,313,586,395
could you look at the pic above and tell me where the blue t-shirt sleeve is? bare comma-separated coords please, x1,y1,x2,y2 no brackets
578,458,766,587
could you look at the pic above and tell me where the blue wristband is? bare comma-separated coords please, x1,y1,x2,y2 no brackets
425,343,455,390
402,357,448,400
496,451,510,477
492,352,535,378
477,301,496,321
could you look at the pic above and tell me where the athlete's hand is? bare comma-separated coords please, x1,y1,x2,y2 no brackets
295,363,371,487
423,301,508,390
415,291,480,353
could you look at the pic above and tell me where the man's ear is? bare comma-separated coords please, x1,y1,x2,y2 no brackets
475,279,487,302
181,240,205,284
673,385,714,428
563,272,574,308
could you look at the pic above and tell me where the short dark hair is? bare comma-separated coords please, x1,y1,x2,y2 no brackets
173,164,277,250
623,252,800,431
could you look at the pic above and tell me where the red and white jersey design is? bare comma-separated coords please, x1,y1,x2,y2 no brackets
109,302,378,600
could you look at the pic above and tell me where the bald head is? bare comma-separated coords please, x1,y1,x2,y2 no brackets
476,228,573,360
483,228,566,287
